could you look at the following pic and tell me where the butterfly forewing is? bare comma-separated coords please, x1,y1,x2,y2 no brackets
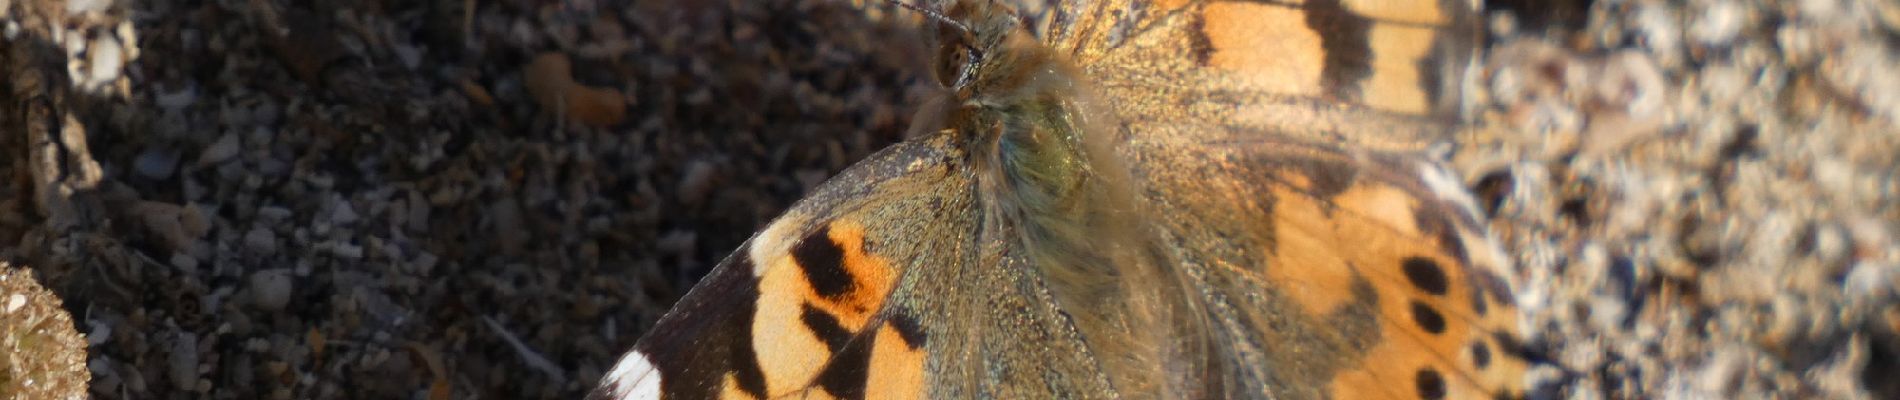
591,134,974,399
595,131,1123,399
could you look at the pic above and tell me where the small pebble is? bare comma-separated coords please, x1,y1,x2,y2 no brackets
170,253,199,273
4,293,25,314
61,28,86,54
324,241,365,260
198,132,241,166
245,227,278,256
248,269,294,312
492,198,526,256
1631,5,1682,59
257,206,293,221
1843,261,1897,306
133,148,180,179
84,35,125,88
169,331,200,390
86,319,112,346
123,360,148,392
395,44,423,69
65,0,113,14
328,197,360,226
155,84,199,111
135,201,206,253
405,190,430,231
252,100,282,126
677,160,717,204
1690,2,1745,48
656,230,696,256
219,101,253,127
413,252,438,275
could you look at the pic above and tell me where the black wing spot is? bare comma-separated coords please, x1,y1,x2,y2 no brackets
1303,0,1373,102
1471,341,1493,369
1470,281,1489,316
793,225,855,298
816,330,876,400
1476,271,1517,307
800,303,853,352
887,313,929,350
1293,157,1359,202
1490,330,1532,362
1187,13,1214,65
1413,207,1471,265
1410,300,1446,334
1416,367,1447,400
1402,257,1450,296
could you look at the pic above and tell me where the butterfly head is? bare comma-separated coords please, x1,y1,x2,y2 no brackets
933,1,1110,230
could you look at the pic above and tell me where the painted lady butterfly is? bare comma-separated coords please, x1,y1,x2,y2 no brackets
594,0,1527,398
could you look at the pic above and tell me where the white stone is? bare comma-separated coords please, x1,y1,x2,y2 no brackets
85,35,124,89
3,294,24,314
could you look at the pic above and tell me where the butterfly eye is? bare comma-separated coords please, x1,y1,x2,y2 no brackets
886,0,986,91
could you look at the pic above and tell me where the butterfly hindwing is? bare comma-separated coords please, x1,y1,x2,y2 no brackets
1064,1,1526,397
1123,135,1526,398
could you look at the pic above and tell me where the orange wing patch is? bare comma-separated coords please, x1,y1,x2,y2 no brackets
1200,2,1327,98
1328,190,1525,399
1251,164,1523,399
1361,22,1442,115
1193,0,1463,115
862,321,929,399
750,219,906,397
717,374,760,400
1261,179,1369,317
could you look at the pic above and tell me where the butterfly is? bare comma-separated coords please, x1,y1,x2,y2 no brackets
592,0,1528,398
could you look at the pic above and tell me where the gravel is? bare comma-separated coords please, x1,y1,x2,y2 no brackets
4,0,919,397
0,265,90,400
1470,0,1900,398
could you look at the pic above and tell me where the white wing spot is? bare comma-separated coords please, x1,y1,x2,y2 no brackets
600,351,663,400
1416,161,1484,219
750,217,803,276
1414,161,1532,324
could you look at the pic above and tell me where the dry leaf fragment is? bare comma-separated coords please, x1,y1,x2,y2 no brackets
459,79,495,108
405,341,451,400
524,52,627,127
307,328,326,360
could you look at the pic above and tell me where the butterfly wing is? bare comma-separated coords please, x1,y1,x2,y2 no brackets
1041,0,1482,146
587,134,966,399
1121,136,1528,399
592,130,1123,399
1053,0,1528,398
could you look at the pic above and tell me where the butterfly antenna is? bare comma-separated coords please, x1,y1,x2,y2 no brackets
885,0,984,90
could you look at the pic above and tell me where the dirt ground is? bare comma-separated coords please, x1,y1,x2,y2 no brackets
1,0,1896,399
